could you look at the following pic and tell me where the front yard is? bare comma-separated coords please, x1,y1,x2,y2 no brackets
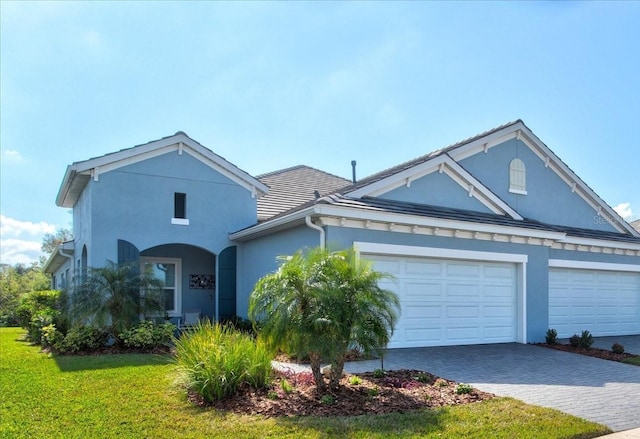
0,328,610,438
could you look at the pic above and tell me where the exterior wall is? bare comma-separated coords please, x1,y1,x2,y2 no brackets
73,182,92,269
325,225,553,343
87,150,257,266
236,225,319,317
379,171,493,213
459,138,618,232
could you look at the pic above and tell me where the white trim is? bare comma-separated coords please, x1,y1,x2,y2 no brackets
345,155,523,220
549,259,640,273
509,189,528,195
560,236,640,251
355,242,528,344
140,257,182,317
354,242,528,263
171,218,190,226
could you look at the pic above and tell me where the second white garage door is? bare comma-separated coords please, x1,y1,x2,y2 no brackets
549,267,640,338
365,254,518,348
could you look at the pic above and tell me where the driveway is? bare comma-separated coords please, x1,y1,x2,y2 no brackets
344,341,640,432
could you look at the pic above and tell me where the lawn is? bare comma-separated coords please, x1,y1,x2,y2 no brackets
0,327,610,439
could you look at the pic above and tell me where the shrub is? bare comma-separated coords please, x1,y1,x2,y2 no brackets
545,328,558,345
373,368,386,378
456,383,473,395
119,320,175,350
579,330,594,349
60,325,109,353
174,321,272,402
41,324,64,350
569,334,580,347
348,375,362,385
15,290,62,344
611,343,625,354
219,315,256,335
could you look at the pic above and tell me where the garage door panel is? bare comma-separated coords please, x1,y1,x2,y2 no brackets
366,254,517,347
549,267,640,338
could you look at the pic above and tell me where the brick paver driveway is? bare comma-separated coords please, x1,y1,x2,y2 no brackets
344,342,640,432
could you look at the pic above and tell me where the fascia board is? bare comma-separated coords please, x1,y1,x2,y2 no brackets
315,204,566,240
344,154,523,220
55,165,76,207
560,236,640,251
228,207,315,241
446,124,523,161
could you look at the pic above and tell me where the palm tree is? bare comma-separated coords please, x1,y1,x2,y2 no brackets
70,260,164,334
249,247,400,392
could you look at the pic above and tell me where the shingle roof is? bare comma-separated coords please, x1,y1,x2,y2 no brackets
632,219,640,233
257,165,351,220
318,195,640,244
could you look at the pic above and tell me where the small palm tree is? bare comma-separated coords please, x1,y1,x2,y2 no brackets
70,260,164,334
249,247,400,392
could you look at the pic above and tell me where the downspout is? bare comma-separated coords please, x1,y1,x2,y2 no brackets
58,247,75,287
305,216,325,249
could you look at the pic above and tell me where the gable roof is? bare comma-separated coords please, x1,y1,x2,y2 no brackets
256,165,350,221
632,219,640,233
56,132,269,208
339,120,637,236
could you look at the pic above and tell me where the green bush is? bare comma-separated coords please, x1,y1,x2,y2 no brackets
456,383,473,395
41,324,64,350
119,320,175,350
611,342,625,354
569,334,580,347
174,321,273,402
60,325,109,353
15,290,63,344
545,328,558,345
579,330,594,349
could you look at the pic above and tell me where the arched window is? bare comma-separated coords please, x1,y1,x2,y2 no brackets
81,245,88,279
509,158,526,194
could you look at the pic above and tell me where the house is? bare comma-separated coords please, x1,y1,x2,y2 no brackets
44,120,640,347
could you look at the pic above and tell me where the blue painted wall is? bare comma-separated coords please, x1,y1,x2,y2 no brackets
236,224,319,317
459,138,618,232
379,171,493,213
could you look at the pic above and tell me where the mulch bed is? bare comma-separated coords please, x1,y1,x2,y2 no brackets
538,343,640,363
189,369,494,417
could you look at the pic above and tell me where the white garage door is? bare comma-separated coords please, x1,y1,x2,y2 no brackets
365,254,518,348
549,267,640,338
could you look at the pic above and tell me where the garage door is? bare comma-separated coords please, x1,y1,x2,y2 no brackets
365,254,518,348
549,267,640,338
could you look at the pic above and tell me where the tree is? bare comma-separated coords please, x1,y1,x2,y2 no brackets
0,262,50,326
249,247,400,392
69,260,165,334
41,228,73,255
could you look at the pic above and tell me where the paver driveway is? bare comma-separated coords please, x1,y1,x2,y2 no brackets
344,342,640,432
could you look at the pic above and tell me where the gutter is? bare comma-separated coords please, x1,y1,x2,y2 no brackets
305,216,325,249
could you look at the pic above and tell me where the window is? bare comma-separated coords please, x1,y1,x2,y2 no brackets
172,192,189,225
509,158,527,194
142,258,181,315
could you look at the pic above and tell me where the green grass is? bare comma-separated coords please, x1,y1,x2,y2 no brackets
622,356,640,366
0,327,610,439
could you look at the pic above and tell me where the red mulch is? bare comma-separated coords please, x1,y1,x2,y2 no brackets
538,343,639,363
188,369,494,417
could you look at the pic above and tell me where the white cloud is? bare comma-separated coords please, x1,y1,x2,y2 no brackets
613,202,633,220
2,149,25,163
0,239,44,266
0,215,56,238
0,216,57,265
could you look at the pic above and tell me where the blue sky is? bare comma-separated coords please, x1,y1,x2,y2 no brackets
1,1,639,265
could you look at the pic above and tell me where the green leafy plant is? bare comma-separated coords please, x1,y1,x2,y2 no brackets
119,320,175,350
60,325,109,353
373,368,386,378
280,379,293,394
579,330,594,349
348,375,362,385
249,247,400,393
414,372,433,384
41,324,64,350
173,320,272,402
15,290,63,344
320,394,335,405
569,334,580,347
611,343,625,354
545,328,558,345
456,383,473,394
436,379,449,387
367,387,379,397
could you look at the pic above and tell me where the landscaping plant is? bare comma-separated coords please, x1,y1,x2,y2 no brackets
545,328,558,345
611,342,625,354
578,330,594,349
119,320,176,350
173,320,272,402
249,247,400,392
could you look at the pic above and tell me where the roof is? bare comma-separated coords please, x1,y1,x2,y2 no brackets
56,132,269,208
43,240,75,274
632,219,640,233
257,165,350,220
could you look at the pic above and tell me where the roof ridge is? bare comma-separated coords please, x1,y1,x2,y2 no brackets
257,164,351,182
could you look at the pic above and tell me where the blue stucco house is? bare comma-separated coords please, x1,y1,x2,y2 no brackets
44,120,640,346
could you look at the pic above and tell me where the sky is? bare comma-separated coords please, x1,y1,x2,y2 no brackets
1,1,639,265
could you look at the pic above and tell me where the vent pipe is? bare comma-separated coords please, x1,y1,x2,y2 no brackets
351,160,357,183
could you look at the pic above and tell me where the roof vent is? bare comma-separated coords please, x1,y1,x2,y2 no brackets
351,160,357,183
314,190,320,199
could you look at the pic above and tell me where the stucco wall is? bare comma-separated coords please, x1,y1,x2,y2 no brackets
459,138,618,232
